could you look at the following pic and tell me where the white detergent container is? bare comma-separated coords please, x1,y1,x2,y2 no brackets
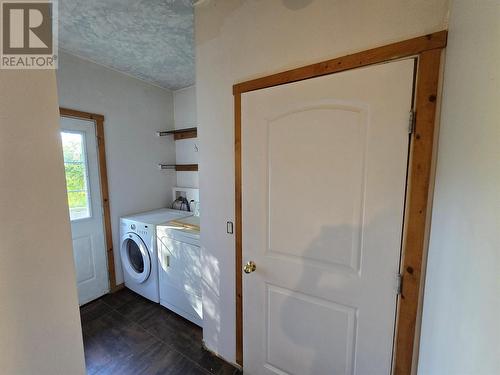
157,212,202,326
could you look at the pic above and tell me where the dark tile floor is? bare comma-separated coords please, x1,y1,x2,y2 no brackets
80,288,241,375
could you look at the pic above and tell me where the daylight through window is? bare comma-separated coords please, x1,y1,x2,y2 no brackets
61,131,91,220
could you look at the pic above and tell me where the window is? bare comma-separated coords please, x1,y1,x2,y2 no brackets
61,131,91,220
126,239,145,273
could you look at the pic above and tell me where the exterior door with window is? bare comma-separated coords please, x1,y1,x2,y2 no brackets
61,116,109,305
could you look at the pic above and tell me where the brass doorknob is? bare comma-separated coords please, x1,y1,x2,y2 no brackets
243,261,256,274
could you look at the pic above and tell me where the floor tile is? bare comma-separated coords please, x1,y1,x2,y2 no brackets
81,288,239,375
100,288,140,309
83,310,159,374
137,306,217,370
216,364,242,375
115,294,159,322
95,342,208,375
80,300,113,325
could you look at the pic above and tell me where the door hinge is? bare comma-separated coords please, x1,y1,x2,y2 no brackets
396,273,403,295
408,110,416,134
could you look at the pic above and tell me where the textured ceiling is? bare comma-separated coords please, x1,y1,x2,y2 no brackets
59,0,194,90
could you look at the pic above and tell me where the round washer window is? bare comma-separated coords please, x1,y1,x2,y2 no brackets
126,239,144,273
120,233,151,284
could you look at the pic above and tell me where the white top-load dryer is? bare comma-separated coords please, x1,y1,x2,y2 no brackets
120,208,192,302
157,215,201,326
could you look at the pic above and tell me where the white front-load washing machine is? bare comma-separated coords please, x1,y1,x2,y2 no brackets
120,208,192,302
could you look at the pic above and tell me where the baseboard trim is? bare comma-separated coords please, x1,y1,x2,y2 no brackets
201,340,242,371
110,283,125,293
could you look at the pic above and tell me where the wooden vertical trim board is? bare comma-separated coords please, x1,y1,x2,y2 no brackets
59,107,117,292
234,93,243,365
94,117,117,292
233,31,447,371
393,49,442,375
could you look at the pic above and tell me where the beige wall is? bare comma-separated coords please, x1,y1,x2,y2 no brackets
195,0,449,363
0,70,86,374
57,52,177,284
418,1,500,374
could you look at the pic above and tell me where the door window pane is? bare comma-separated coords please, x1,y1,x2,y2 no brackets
61,132,91,220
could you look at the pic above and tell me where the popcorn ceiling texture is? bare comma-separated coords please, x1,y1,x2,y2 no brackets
59,0,194,90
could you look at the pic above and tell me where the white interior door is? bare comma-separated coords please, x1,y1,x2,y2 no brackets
61,116,109,305
242,59,415,375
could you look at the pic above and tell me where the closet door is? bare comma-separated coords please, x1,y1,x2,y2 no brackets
242,60,415,375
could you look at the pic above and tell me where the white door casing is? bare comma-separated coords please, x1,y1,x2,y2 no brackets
242,60,415,375
61,116,109,305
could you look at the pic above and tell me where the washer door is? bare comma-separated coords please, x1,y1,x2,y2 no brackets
121,233,151,283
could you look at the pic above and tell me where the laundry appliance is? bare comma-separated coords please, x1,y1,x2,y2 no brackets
157,215,201,325
120,208,192,302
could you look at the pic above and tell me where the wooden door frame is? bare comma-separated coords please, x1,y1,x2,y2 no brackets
59,107,118,292
233,30,447,374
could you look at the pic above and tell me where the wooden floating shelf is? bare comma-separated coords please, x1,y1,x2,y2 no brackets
156,127,197,140
158,164,198,171
175,164,198,171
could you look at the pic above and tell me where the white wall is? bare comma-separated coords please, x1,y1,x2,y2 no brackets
0,70,86,374
195,0,449,363
418,1,500,374
174,85,197,127
57,52,177,284
173,85,199,188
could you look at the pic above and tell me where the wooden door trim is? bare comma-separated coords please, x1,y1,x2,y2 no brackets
60,107,118,292
233,30,447,373
233,30,446,95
